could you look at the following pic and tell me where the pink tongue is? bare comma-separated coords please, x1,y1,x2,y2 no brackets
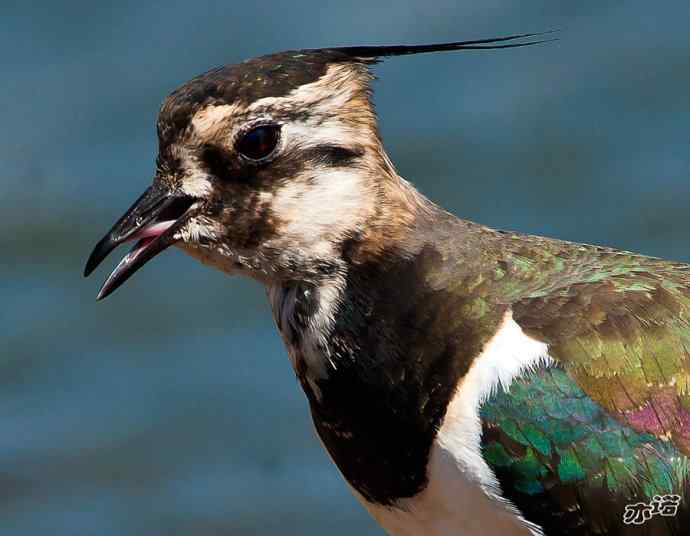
126,236,156,263
99,220,179,298
117,220,177,267
131,220,176,240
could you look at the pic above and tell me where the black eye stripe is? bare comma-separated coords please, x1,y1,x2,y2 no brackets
201,144,240,182
200,137,363,186
236,124,281,161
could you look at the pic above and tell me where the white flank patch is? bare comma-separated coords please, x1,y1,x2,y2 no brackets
362,310,551,536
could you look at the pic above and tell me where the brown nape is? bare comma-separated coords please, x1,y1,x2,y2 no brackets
330,66,442,265
341,151,441,267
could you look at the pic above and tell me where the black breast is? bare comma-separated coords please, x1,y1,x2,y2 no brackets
292,245,505,505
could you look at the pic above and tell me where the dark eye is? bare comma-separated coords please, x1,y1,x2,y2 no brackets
236,124,281,161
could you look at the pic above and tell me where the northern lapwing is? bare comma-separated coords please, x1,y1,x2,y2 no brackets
84,33,690,535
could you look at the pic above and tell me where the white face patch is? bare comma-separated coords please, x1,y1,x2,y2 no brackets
265,167,374,257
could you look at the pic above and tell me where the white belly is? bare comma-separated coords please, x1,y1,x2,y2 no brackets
356,442,537,536
354,311,549,536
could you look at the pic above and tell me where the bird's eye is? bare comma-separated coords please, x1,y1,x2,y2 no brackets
236,124,281,161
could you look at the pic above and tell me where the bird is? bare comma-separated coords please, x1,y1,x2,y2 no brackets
83,32,690,535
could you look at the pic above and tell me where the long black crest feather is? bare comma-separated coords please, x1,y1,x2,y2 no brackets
325,31,557,60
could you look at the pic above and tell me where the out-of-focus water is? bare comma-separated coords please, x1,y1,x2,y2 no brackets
2,1,690,534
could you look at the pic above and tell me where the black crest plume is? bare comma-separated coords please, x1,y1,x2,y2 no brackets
320,32,556,61
152,32,555,148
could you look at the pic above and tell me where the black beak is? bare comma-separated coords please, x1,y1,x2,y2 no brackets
84,186,196,300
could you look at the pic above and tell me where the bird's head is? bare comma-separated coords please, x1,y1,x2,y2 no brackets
84,34,548,299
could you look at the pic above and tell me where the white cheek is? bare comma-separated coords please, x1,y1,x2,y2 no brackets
269,169,372,249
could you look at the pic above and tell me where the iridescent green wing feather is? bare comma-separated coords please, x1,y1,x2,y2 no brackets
481,366,690,535
462,227,690,534
498,232,690,453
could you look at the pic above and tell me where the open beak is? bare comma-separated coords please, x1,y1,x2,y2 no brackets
84,186,196,300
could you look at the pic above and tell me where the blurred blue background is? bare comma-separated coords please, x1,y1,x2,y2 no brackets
2,1,690,534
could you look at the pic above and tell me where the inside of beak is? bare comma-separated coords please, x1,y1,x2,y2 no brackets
84,190,196,300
